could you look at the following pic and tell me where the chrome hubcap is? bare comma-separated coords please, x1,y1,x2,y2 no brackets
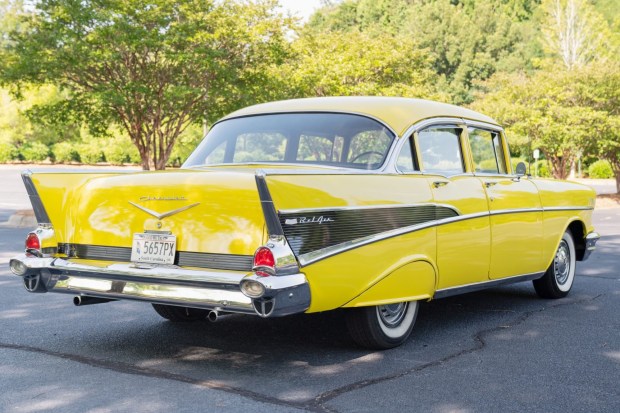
377,302,408,327
554,240,570,285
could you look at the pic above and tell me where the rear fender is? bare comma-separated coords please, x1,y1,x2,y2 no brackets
343,260,436,308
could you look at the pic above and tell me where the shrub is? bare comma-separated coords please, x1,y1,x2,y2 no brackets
103,143,129,165
103,137,140,165
52,142,80,163
0,141,17,163
588,160,614,179
20,142,50,162
534,161,552,178
77,143,104,164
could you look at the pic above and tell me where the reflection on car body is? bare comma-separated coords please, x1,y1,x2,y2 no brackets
9,97,600,349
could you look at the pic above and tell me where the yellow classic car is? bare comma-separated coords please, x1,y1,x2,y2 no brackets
10,97,600,349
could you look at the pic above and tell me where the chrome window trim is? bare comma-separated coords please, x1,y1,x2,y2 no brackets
389,117,465,174
415,122,468,175
465,125,512,177
462,119,504,133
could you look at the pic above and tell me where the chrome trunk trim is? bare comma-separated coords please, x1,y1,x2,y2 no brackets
21,171,51,224
57,244,253,271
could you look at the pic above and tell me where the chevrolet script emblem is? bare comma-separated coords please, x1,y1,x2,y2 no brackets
128,201,200,220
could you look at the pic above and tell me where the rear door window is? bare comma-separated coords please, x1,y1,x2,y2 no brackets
417,127,465,175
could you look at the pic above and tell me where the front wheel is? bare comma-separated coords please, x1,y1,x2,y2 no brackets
346,301,419,349
533,230,576,299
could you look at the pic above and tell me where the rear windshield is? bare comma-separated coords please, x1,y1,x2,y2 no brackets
182,113,394,170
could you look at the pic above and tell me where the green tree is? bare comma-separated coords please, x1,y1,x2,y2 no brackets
274,30,442,99
472,70,603,179
577,65,620,192
306,0,540,104
541,0,615,70
0,0,292,170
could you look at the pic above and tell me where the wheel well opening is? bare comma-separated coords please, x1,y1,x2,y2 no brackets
568,221,586,261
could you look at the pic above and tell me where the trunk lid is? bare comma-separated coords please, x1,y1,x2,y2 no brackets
29,169,266,258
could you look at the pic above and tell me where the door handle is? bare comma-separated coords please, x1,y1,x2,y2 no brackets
484,181,498,188
433,181,449,188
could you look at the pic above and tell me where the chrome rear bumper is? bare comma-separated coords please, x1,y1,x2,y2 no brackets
9,254,310,317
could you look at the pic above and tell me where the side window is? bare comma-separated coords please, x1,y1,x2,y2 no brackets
468,128,507,174
396,138,416,172
417,127,464,174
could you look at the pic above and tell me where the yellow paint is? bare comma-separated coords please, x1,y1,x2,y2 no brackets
344,260,436,307
31,170,265,256
222,97,499,137
302,228,436,312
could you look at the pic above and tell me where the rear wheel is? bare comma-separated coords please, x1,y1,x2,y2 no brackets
346,301,418,349
533,230,576,299
152,304,209,322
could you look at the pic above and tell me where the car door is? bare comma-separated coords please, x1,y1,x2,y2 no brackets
398,122,491,290
467,126,544,279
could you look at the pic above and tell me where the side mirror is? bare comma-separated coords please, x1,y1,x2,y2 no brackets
515,162,527,176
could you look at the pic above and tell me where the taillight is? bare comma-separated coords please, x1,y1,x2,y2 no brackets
253,246,275,276
25,232,41,251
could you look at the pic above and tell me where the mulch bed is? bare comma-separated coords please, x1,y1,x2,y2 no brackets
596,193,620,209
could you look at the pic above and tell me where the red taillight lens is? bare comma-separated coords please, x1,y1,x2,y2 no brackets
25,232,41,250
253,247,275,276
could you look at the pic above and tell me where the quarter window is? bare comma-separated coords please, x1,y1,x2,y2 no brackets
468,128,507,174
396,138,417,172
417,127,465,174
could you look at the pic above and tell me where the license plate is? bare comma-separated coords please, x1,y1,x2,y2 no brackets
130,233,176,265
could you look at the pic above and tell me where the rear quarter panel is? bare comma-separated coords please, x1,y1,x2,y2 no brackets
267,174,438,312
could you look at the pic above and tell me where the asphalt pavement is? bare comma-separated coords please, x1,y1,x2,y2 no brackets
0,166,618,413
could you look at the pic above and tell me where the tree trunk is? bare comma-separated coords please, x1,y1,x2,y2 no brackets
616,170,620,194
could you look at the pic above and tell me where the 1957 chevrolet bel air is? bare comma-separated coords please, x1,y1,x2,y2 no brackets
10,97,600,349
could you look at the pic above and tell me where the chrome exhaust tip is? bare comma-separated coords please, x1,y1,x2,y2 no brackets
207,310,219,322
73,296,116,306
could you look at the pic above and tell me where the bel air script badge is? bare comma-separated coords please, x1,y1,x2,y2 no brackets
285,216,335,225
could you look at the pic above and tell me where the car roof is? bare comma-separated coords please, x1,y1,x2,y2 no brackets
220,96,499,136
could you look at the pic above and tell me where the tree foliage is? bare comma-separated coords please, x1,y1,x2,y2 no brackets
541,0,614,70
307,0,540,104
274,30,442,99
474,72,604,179
0,0,292,169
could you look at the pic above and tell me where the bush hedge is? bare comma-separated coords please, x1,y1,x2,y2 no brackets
52,142,80,163
77,143,104,164
20,142,50,161
0,141,16,162
588,160,614,179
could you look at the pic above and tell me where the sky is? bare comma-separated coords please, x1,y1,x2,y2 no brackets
278,0,324,22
